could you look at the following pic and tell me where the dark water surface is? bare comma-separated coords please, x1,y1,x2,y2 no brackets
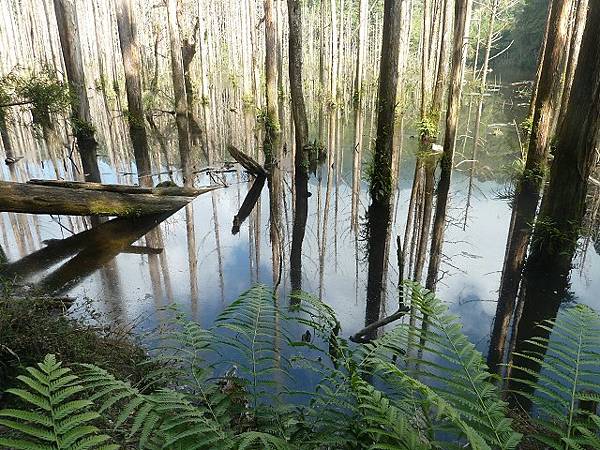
1,86,599,357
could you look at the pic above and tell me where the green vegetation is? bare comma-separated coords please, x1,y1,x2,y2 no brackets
1,284,599,449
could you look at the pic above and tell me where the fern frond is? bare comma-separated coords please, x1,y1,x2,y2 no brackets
0,355,116,450
509,304,600,450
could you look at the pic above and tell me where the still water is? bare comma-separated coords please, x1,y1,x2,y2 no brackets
1,85,599,356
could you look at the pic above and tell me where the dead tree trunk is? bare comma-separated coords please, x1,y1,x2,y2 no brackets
424,0,469,293
52,0,101,182
288,0,310,291
166,0,192,186
508,2,600,407
264,0,281,165
115,0,153,187
364,0,403,340
487,0,572,374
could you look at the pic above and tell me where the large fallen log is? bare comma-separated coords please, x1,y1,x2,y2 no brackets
0,180,216,217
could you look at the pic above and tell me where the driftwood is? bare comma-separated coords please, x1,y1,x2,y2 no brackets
0,180,216,217
232,176,266,234
27,179,213,197
228,145,268,177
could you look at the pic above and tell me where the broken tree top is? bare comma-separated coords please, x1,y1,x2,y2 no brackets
0,179,218,217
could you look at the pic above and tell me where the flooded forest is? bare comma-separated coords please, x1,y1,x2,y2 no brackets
0,0,599,448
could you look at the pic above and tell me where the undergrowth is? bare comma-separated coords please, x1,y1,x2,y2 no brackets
0,284,598,449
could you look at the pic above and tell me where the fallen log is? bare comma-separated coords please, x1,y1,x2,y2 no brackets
0,180,216,217
27,179,213,197
228,145,268,177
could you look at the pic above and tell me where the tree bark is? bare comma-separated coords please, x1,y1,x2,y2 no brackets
166,0,193,186
263,0,281,165
424,0,469,292
508,2,600,408
115,0,153,187
52,0,101,182
288,0,310,292
487,0,572,374
365,0,403,340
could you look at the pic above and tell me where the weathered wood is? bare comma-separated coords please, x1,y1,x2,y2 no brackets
228,145,268,176
0,181,210,217
27,179,216,197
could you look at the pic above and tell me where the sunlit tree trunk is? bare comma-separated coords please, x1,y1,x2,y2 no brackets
424,0,469,292
351,0,369,232
365,0,403,339
53,0,100,182
508,2,600,408
115,0,152,187
263,0,281,164
488,0,572,374
166,0,192,186
288,0,309,291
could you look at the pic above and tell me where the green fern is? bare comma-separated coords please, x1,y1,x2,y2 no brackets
508,304,600,449
0,354,117,450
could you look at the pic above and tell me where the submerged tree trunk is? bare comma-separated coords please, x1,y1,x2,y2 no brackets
364,0,403,340
288,0,309,291
424,0,468,292
487,0,571,373
508,2,600,408
53,0,101,182
115,0,152,187
166,0,192,186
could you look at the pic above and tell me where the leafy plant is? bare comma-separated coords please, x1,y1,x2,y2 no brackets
1,285,598,449
0,354,117,450
508,304,600,450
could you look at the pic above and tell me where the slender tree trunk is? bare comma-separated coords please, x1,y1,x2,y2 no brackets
115,0,152,187
351,0,369,231
288,0,309,291
424,0,469,292
487,0,572,374
365,0,403,340
53,0,101,182
263,0,281,164
166,0,192,186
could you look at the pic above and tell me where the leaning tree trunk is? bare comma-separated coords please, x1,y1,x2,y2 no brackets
288,0,310,291
166,0,193,186
508,1,600,409
424,0,469,293
487,0,571,374
263,0,281,166
364,0,403,340
115,0,152,187
52,0,101,182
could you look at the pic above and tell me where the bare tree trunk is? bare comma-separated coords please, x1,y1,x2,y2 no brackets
263,0,281,165
424,0,469,292
487,0,572,374
365,0,403,340
115,0,152,187
166,0,192,186
52,0,100,182
508,2,600,409
352,0,369,232
288,0,309,291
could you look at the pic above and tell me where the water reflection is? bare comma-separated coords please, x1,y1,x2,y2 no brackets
0,85,598,371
